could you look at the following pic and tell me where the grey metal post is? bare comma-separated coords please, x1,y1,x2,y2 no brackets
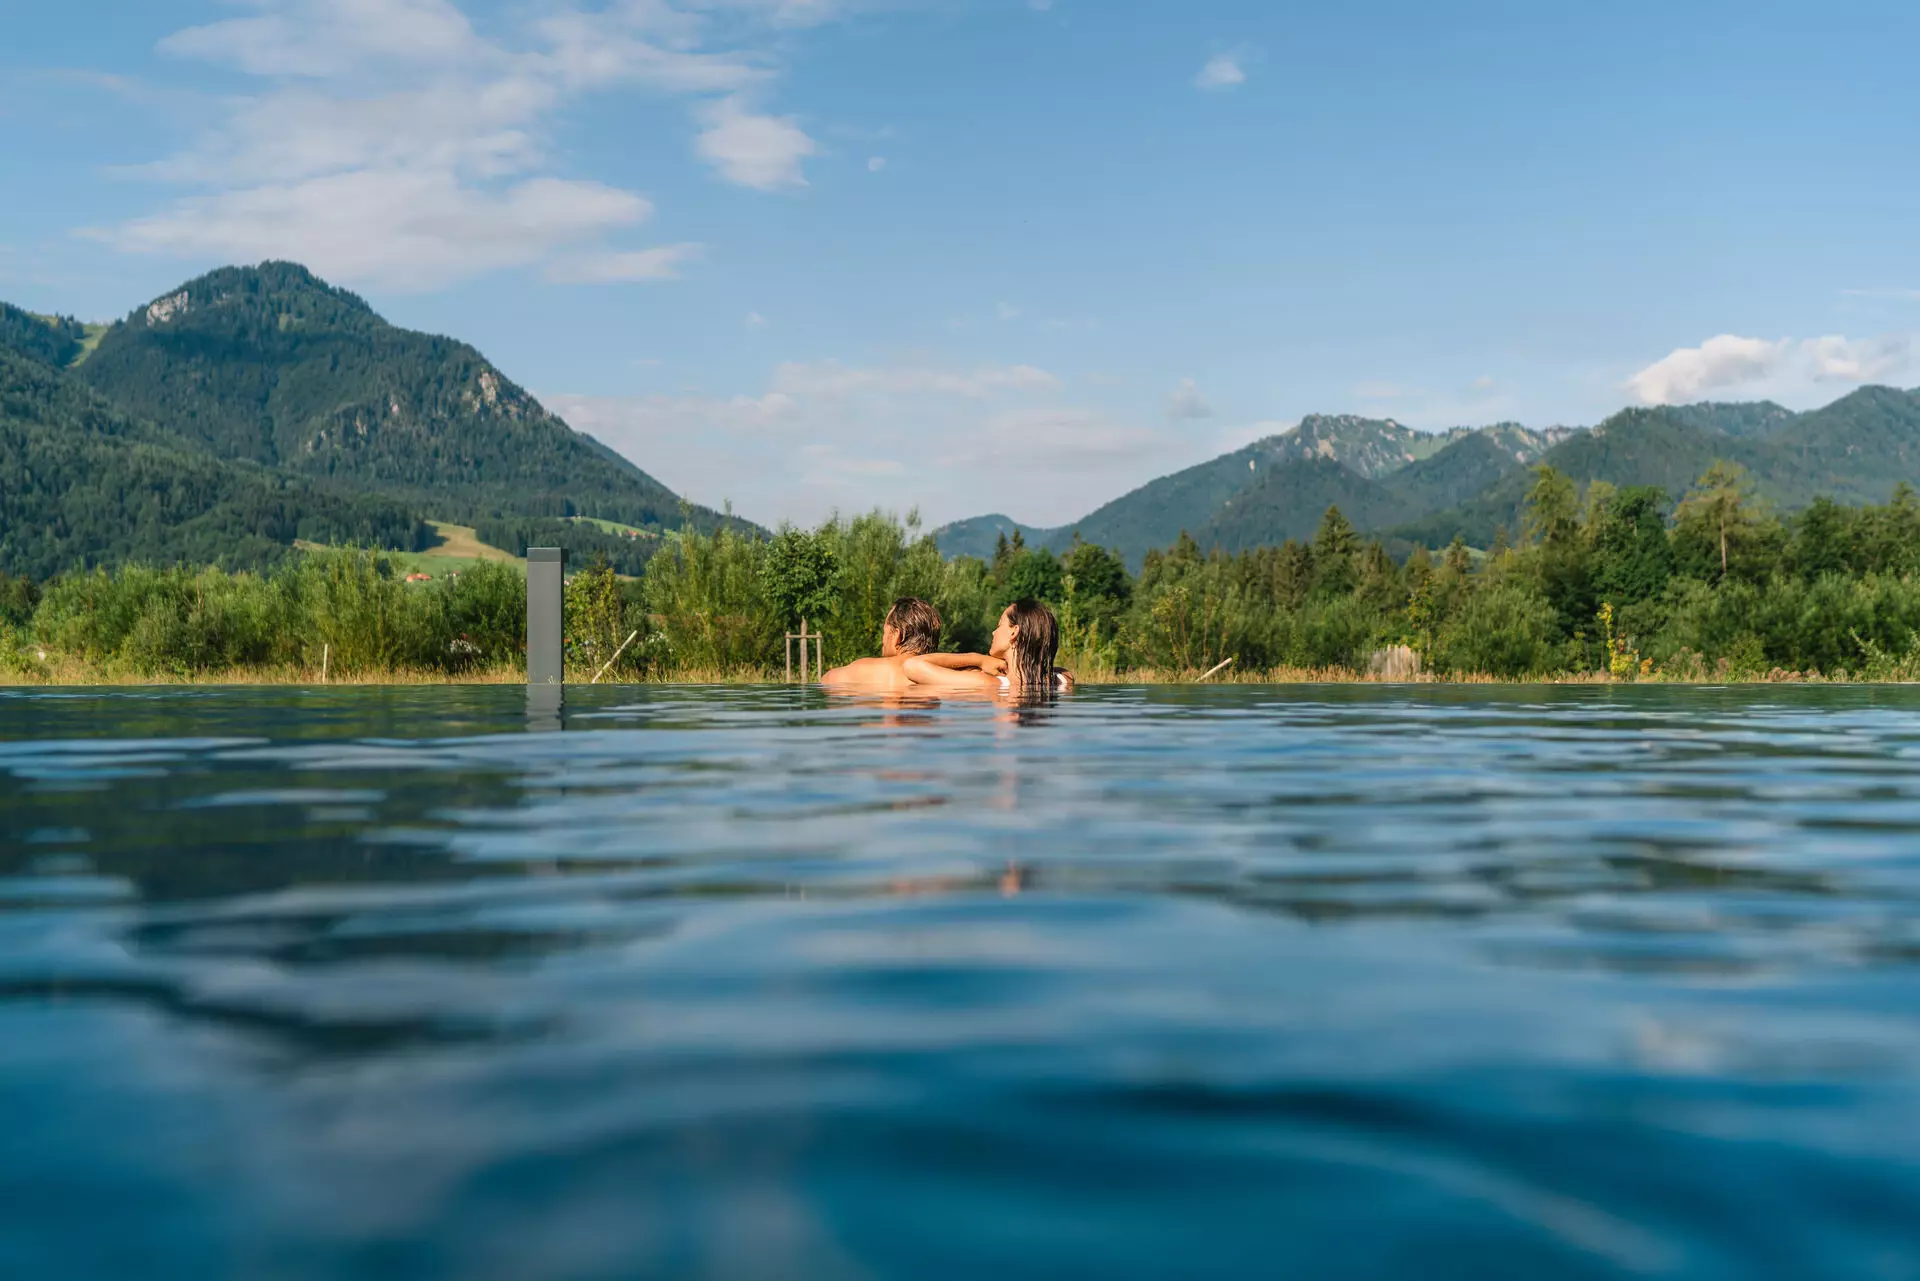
527,547,566,685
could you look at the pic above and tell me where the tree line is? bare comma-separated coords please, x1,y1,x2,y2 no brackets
9,461,1920,681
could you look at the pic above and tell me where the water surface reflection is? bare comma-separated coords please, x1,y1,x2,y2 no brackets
3,684,1920,1279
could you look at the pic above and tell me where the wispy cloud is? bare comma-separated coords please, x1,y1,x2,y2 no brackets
546,243,704,285
773,359,1060,399
1841,287,1920,301
1167,377,1214,419
1627,332,1915,404
91,0,830,290
547,356,1172,526
98,170,660,293
1627,335,1793,403
1195,52,1247,91
696,96,817,190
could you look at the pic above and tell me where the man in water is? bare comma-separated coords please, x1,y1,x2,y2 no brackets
821,597,1003,691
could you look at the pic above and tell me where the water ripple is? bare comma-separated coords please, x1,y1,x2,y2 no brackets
3,684,1920,1278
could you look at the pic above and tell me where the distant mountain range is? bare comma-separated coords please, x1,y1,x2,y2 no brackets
936,393,1920,566
11,260,1920,583
0,263,742,579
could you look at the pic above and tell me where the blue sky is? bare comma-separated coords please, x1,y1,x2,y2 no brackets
3,0,1918,529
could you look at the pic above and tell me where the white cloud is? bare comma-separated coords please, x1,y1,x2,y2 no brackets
546,242,703,284
101,0,833,289
96,170,654,292
771,360,1060,399
1627,335,1793,404
1195,53,1246,91
1628,332,1916,404
1806,334,1911,383
1167,377,1214,419
965,406,1156,465
535,10,764,93
138,80,558,187
159,0,488,78
996,302,1020,322
745,310,767,327
545,356,1181,527
698,0,850,29
695,96,817,189
867,155,886,172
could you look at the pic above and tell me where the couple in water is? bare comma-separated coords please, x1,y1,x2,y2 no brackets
821,597,1074,694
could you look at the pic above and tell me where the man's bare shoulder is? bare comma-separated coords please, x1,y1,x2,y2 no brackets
821,656,911,689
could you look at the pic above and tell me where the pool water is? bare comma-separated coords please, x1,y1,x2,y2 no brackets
3,684,1920,1279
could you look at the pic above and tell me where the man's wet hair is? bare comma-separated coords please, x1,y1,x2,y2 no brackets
886,597,942,655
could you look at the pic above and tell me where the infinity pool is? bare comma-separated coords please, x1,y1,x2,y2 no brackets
3,685,1919,1279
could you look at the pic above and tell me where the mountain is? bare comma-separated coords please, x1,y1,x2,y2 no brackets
936,415,1476,563
0,346,426,580
1260,413,1470,475
929,514,1058,560
936,416,1570,565
1199,458,1401,552
939,389,1920,563
0,260,756,579
0,302,87,369
1196,424,1569,553
1767,386,1920,502
77,263,732,534
1390,389,1920,548
1662,400,1795,439
1388,408,1773,548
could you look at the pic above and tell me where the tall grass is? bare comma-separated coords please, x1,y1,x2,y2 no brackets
15,485,1920,685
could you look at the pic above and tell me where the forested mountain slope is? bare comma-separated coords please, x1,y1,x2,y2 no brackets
1197,426,1569,553
0,348,427,579
0,302,87,369
78,263,735,534
1390,390,1920,548
935,417,1569,565
939,389,1920,563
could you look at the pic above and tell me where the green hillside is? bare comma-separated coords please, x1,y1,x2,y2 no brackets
0,347,428,580
936,417,1569,566
0,261,759,580
1390,390,1920,548
1769,386,1920,502
939,389,1920,565
1199,458,1401,552
78,263,736,535
924,513,1057,561
0,302,87,369
1662,400,1795,439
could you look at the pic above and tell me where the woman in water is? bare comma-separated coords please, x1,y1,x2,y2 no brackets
902,599,1074,694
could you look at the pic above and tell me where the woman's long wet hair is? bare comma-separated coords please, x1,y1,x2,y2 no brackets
1005,598,1059,693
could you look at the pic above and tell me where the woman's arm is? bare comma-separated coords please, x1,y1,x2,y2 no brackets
910,652,1005,674
902,656,999,689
